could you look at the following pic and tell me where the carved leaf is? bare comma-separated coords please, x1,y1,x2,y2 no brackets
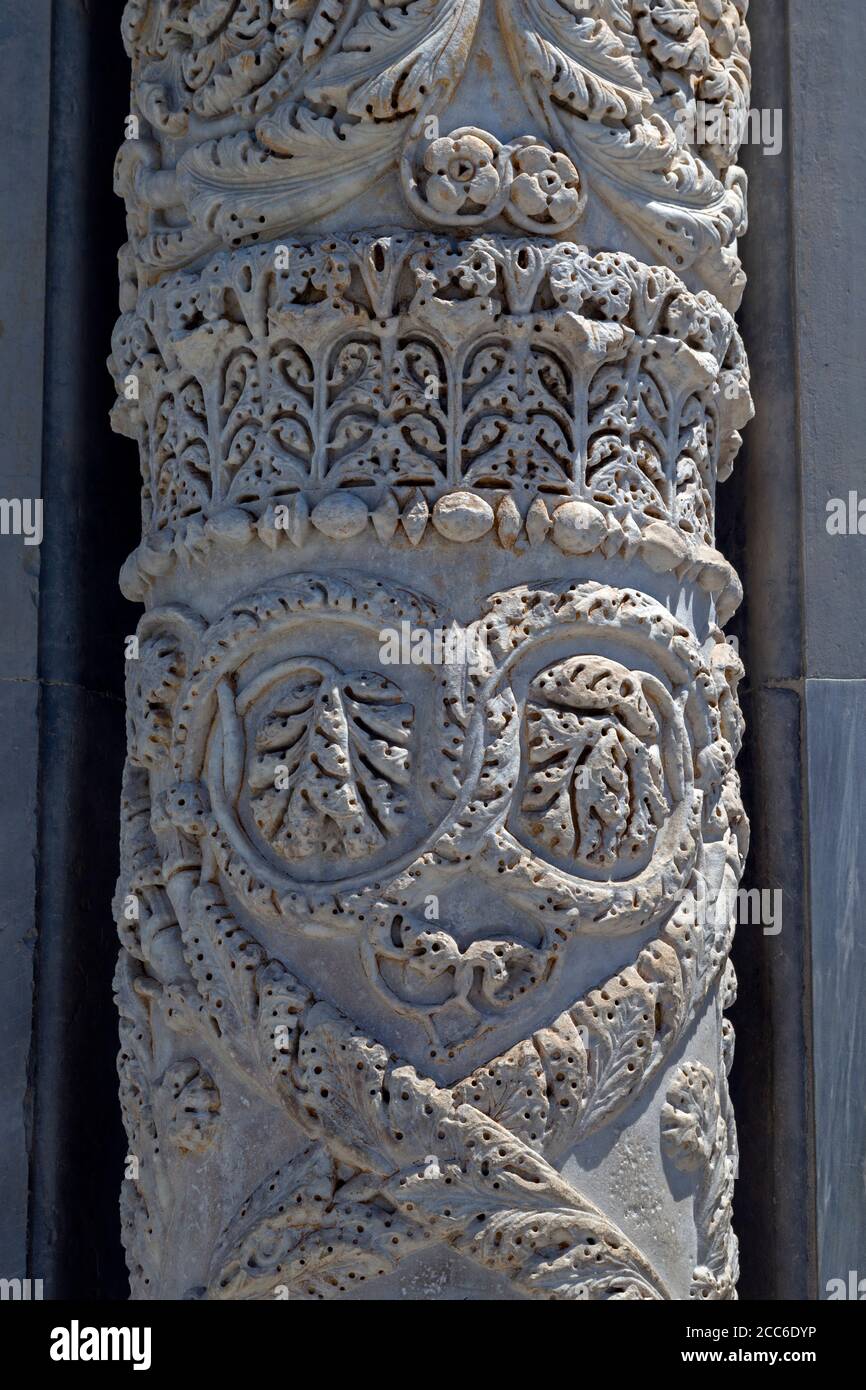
175,1,480,248
662,1062,738,1298
224,343,316,498
178,116,404,244
571,975,657,1138
248,666,412,864
263,1208,428,1299
522,658,668,870
208,1142,430,1302
296,1005,399,1174
207,1143,337,1297
324,334,449,486
157,1058,220,1155
304,0,482,119
190,40,281,118
382,1106,668,1299
181,883,278,1089
453,1039,550,1148
303,0,352,64
662,1060,717,1171
152,379,212,524
498,0,747,299
499,0,650,124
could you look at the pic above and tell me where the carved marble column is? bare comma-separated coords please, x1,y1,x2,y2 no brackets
112,0,752,1301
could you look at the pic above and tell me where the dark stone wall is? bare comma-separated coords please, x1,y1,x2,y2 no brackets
0,0,139,1299
723,0,866,1302
721,0,818,1302
0,0,52,1291
789,0,866,1294
30,0,141,1299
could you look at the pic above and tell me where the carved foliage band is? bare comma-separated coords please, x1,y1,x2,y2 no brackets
110,233,751,609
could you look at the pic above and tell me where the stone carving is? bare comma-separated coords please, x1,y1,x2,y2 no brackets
246,661,413,867
117,1,749,304
116,942,222,1292
110,232,750,612
521,656,671,869
114,0,751,1301
497,0,750,304
114,572,746,1295
662,1058,739,1300
402,128,586,232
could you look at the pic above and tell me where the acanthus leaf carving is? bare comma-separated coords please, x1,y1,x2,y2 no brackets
496,0,749,303
521,655,670,871
118,1,750,301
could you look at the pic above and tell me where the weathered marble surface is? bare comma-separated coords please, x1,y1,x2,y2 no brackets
112,0,751,1301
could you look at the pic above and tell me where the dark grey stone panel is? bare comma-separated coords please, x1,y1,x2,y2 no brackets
719,0,818,1299
806,678,866,1293
0,681,40,1278
26,0,140,1297
730,0,802,689
30,683,128,1298
790,0,866,678
730,684,816,1300
0,0,50,676
0,0,52,1282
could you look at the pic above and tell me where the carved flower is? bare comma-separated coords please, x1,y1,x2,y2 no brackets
423,134,502,216
509,144,583,228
